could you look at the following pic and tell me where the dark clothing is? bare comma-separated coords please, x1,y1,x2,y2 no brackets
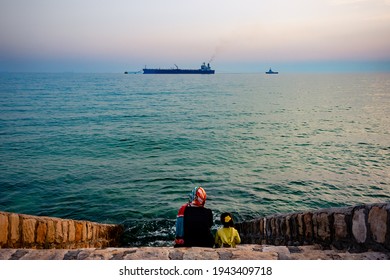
183,206,214,247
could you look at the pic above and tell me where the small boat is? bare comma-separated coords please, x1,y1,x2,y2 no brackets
265,68,278,74
124,70,141,74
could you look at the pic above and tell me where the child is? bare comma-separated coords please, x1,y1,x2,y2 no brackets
215,212,241,248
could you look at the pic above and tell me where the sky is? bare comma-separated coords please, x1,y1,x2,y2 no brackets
1,0,390,73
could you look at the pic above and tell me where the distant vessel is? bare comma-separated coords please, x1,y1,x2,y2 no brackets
143,62,215,74
265,68,278,74
124,70,141,74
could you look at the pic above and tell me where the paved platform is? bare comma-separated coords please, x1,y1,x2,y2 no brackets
1,245,389,260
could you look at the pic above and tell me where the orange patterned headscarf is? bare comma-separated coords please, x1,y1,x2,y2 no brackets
189,186,207,206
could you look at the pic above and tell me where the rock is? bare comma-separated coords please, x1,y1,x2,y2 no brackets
334,213,347,240
36,221,47,245
9,214,20,244
368,206,387,243
352,208,367,243
22,218,36,245
0,213,8,245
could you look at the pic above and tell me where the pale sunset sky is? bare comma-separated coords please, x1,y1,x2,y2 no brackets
1,0,389,72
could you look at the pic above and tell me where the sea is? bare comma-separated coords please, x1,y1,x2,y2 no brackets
0,72,389,246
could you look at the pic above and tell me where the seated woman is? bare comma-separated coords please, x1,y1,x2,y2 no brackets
174,186,214,247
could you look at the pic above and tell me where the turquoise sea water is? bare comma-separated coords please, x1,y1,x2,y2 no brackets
0,73,389,246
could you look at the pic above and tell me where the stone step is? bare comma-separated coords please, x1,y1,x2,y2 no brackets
1,245,389,260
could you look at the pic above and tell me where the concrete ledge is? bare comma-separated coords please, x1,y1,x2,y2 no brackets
1,245,389,260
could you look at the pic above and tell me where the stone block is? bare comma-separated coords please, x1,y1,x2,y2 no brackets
252,220,260,242
334,213,347,240
285,215,291,240
297,214,304,238
272,218,282,245
303,213,313,241
75,222,83,242
217,250,233,260
68,221,75,242
92,224,98,240
36,221,47,245
316,213,331,241
290,214,299,240
277,220,284,244
55,221,63,243
259,218,264,239
62,220,69,243
313,212,330,242
82,222,87,242
232,246,278,260
22,218,36,244
264,218,271,240
182,248,218,260
270,218,276,237
87,222,93,240
352,208,367,243
0,213,8,245
19,249,68,260
0,249,17,260
9,214,20,244
368,206,387,243
46,220,55,243
262,245,290,255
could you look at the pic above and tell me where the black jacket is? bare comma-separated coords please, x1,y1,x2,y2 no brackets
183,206,214,247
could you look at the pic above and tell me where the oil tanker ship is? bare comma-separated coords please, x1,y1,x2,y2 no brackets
142,62,215,74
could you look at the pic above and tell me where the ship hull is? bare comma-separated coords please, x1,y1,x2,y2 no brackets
143,69,215,74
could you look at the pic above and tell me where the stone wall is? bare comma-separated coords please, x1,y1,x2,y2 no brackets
0,211,123,249
236,203,390,252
